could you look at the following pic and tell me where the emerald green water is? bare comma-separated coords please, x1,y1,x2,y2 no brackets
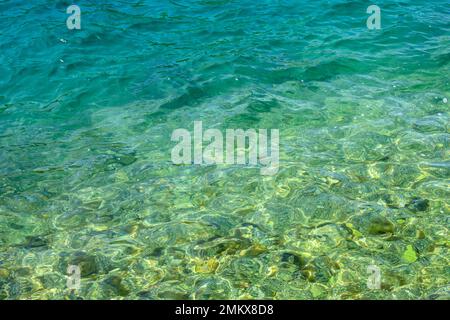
0,0,449,299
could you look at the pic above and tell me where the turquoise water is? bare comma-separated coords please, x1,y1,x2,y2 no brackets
0,0,449,299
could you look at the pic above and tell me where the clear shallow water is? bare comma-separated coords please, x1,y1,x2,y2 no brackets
0,0,449,299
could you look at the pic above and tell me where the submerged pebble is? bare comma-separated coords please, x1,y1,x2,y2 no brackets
24,236,48,249
114,154,137,166
0,268,10,279
280,252,307,269
103,275,130,297
407,197,430,212
66,252,99,277
367,217,395,235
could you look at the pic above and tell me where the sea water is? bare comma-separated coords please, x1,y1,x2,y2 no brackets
0,0,448,299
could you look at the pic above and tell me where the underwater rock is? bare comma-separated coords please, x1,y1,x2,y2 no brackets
380,193,403,209
193,257,219,274
280,252,307,269
149,247,164,257
233,222,268,240
379,271,407,291
228,257,264,281
193,277,231,299
157,289,190,300
344,223,363,239
14,267,31,277
137,291,157,299
201,214,237,236
416,230,426,239
258,278,285,298
103,275,130,297
24,236,48,249
351,210,396,236
0,268,10,279
310,283,327,298
399,222,422,239
427,286,450,300
309,223,350,247
266,266,278,277
367,216,395,235
412,117,446,133
402,245,418,263
239,243,267,257
113,153,137,166
123,224,139,238
146,268,165,286
277,251,310,281
115,170,129,183
406,197,430,212
192,237,251,257
9,223,24,230
82,199,103,211
301,256,339,283
67,251,99,277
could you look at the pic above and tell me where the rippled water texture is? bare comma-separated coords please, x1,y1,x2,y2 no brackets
0,0,449,299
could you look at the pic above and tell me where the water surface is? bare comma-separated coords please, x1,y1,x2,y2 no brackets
0,0,449,299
